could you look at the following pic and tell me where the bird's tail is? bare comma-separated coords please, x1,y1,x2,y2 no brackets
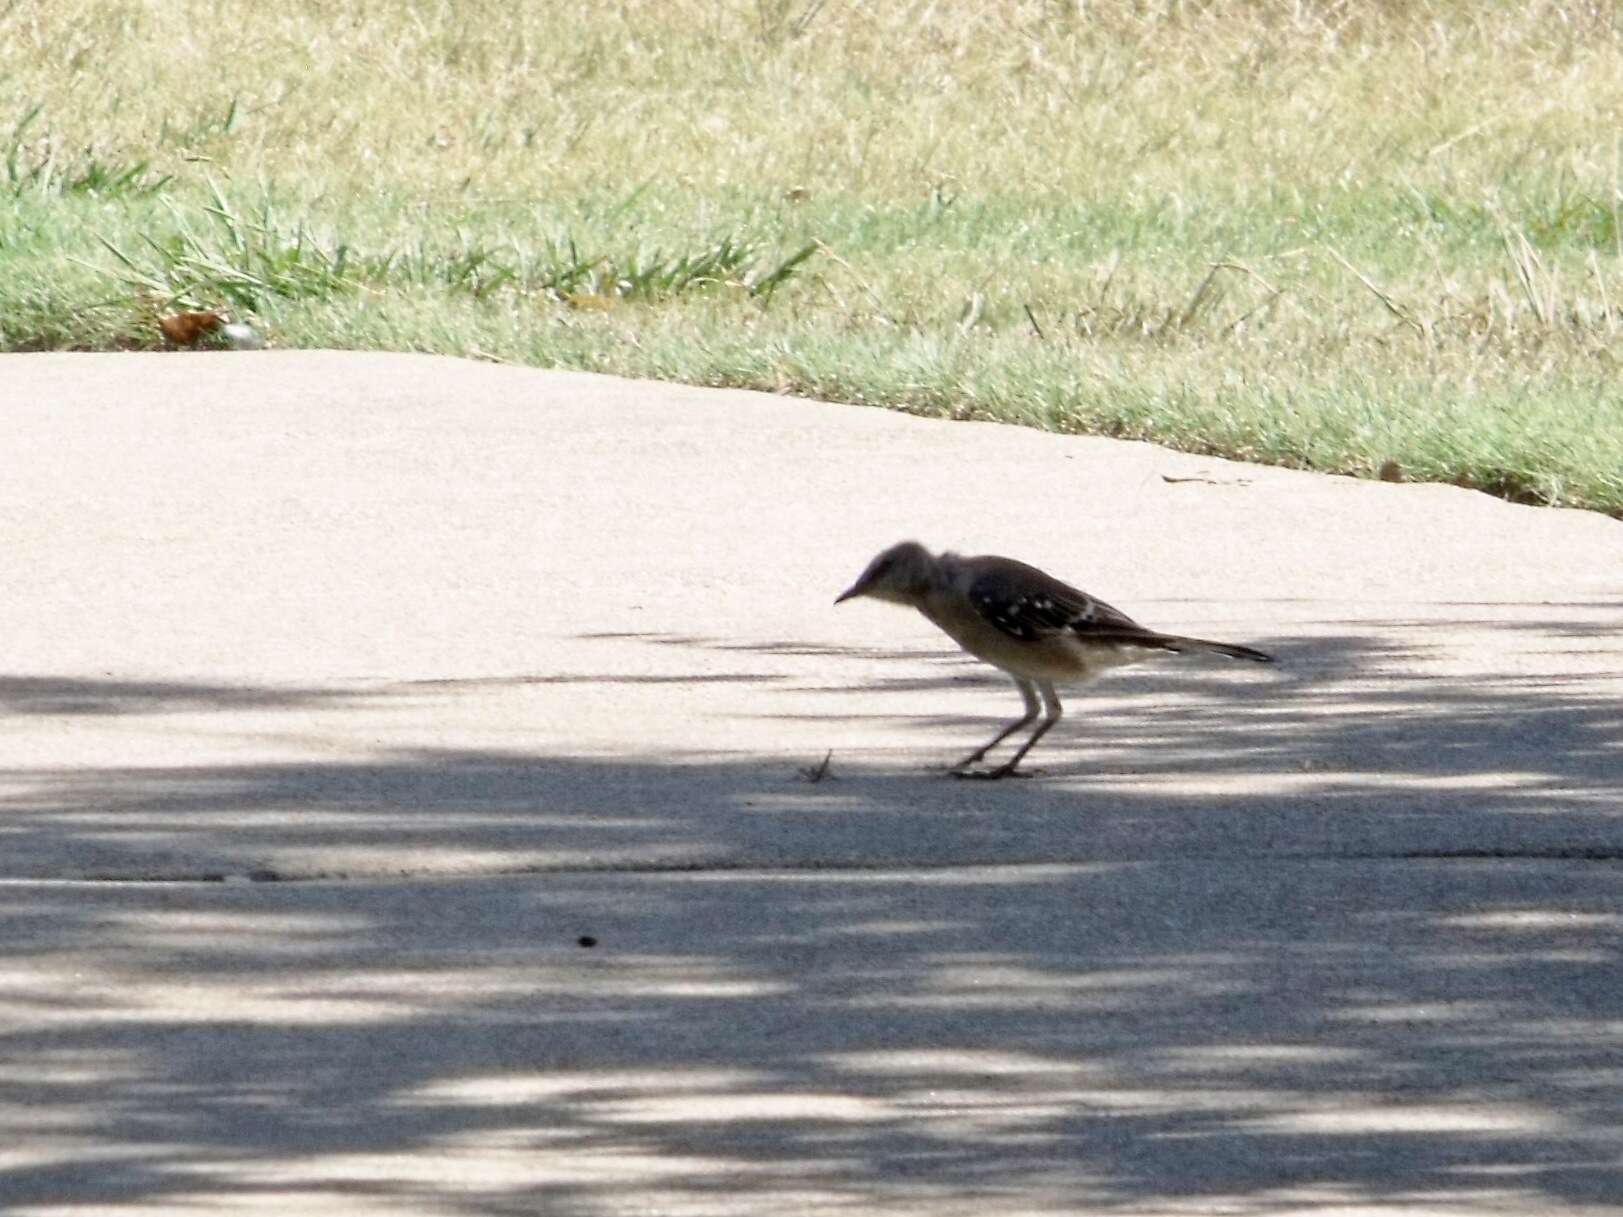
1158,635,1274,663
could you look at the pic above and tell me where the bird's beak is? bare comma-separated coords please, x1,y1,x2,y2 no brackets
834,577,868,605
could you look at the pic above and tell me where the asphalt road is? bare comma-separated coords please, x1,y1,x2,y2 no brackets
2,351,1620,1215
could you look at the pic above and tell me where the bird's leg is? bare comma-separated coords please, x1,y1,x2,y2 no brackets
950,678,1040,772
982,681,1063,779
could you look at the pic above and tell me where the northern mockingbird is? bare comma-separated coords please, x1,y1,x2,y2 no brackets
835,540,1273,778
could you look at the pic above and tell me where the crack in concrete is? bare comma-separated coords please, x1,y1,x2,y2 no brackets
4,848,1620,887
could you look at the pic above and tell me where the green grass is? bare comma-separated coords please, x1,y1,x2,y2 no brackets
2,0,1622,514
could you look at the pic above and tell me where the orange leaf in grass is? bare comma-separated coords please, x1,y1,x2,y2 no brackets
159,311,224,347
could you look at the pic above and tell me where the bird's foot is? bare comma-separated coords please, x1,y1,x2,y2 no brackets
949,764,1035,781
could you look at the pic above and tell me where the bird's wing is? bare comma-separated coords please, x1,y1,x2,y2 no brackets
965,558,1173,648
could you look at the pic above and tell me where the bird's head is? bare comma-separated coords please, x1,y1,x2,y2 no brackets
835,540,938,607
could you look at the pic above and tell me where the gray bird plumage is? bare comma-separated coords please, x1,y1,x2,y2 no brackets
836,540,1272,777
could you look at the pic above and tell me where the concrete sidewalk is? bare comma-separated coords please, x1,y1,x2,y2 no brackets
2,351,1620,1214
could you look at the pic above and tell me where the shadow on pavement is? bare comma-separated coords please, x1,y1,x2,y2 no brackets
5,622,1617,879
1,619,1620,1212
2,859,1620,1213
0,675,361,717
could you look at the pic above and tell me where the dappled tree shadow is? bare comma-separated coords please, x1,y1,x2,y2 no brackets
3,626,1620,880
2,851,1621,1213
0,675,362,717
1,614,1620,1212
